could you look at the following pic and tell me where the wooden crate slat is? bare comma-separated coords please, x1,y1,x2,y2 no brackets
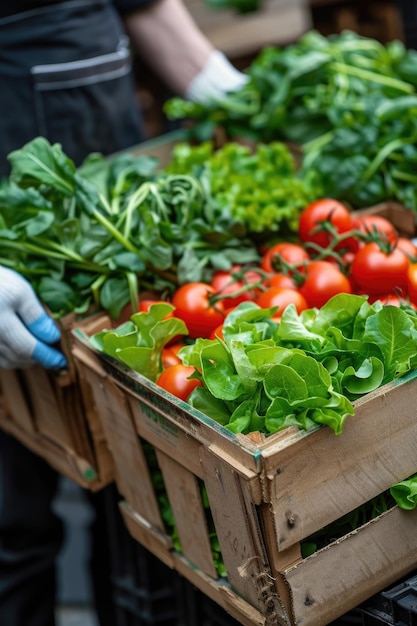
21,366,75,449
76,356,165,530
284,506,417,625
200,445,268,611
156,450,218,578
0,369,35,432
264,373,417,551
119,501,175,569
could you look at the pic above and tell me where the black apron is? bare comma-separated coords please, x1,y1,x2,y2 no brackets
0,0,145,176
0,4,144,625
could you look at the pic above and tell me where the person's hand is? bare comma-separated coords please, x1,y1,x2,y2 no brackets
185,50,249,104
0,267,67,370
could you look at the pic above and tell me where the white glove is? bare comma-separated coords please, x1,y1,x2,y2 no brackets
0,267,67,370
185,50,249,105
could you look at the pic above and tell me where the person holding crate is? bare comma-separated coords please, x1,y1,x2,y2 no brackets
0,1,247,624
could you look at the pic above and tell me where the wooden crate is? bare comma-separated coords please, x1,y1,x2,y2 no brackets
183,0,312,58
0,313,115,490
72,316,417,625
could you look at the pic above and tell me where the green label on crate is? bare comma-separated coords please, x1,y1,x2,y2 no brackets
139,401,179,446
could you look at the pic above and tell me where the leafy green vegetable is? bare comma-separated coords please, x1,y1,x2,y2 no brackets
165,30,417,209
89,303,188,382
390,474,417,510
0,136,266,318
177,294,417,436
165,141,322,236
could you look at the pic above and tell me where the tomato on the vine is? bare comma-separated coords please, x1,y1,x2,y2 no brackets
397,237,417,261
350,242,410,295
263,272,298,290
298,198,356,251
256,287,308,317
211,265,255,308
161,342,184,368
351,214,398,245
260,242,309,274
156,364,202,401
172,282,225,338
299,260,352,308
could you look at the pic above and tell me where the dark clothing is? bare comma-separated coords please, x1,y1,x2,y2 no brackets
0,0,153,176
0,1,154,624
0,432,63,626
0,0,154,20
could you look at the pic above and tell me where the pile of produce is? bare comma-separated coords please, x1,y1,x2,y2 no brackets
165,30,417,209
0,137,319,318
90,198,417,438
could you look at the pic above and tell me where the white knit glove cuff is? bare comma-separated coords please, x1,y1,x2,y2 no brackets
186,50,249,105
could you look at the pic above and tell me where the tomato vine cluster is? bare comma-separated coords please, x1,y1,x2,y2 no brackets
153,199,417,400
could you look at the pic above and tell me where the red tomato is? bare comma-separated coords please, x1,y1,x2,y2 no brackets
211,266,255,308
161,342,184,368
156,364,202,401
298,198,355,251
372,294,417,310
350,242,410,295
256,287,308,317
407,263,417,306
397,237,417,260
209,323,225,340
263,273,298,290
352,214,398,245
139,299,174,317
172,282,225,339
299,260,352,308
261,242,310,274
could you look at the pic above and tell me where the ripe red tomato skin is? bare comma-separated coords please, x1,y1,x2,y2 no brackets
298,198,354,251
161,342,184,368
172,282,225,339
256,287,308,316
351,214,398,245
299,260,352,309
407,263,417,306
263,273,298,290
372,294,417,310
211,266,254,308
350,242,410,295
397,237,417,260
260,242,309,274
209,323,225,341
156,364,202,401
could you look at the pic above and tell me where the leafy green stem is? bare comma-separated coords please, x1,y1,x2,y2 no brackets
330,62,415,94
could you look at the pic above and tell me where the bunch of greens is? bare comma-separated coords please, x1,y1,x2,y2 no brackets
177,293,417,436
89,303,188,382
165,30,417,209
165,140,322,236
0,136,260,319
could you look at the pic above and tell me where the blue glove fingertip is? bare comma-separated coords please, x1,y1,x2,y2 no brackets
32,342,67,370
27,311,61,344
